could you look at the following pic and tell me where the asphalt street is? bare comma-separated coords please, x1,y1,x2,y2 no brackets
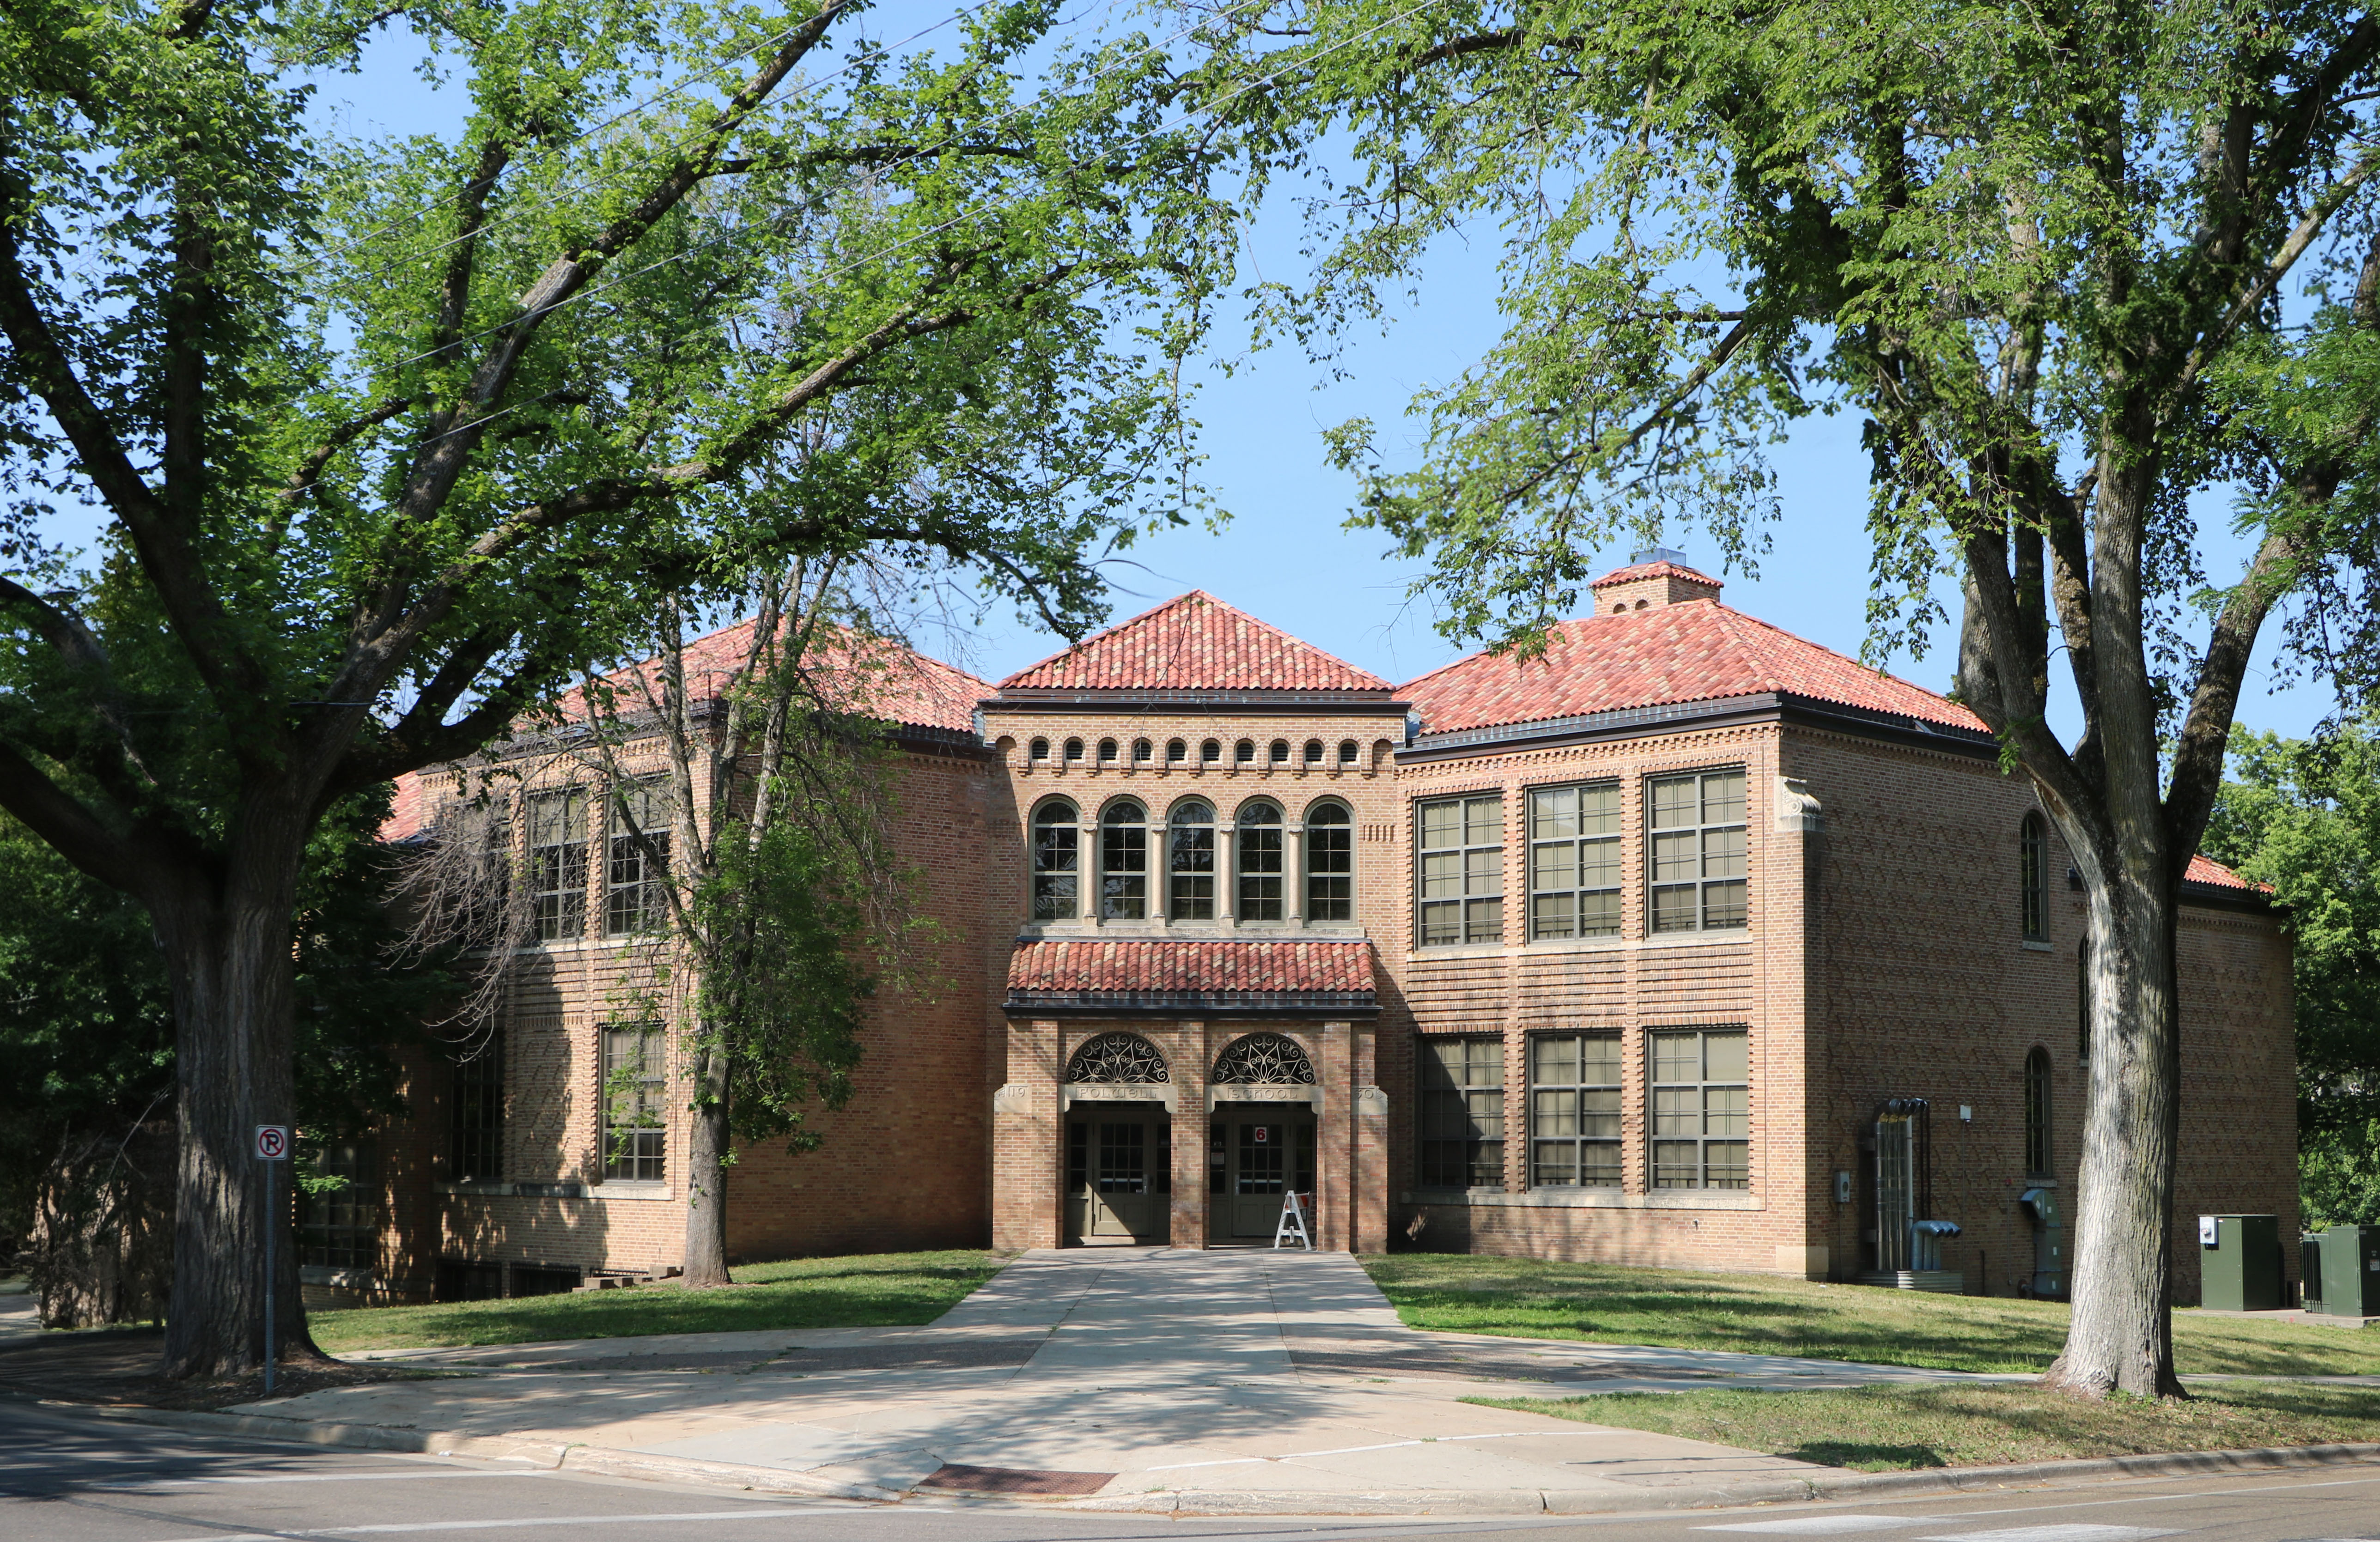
3,1398,2377,1542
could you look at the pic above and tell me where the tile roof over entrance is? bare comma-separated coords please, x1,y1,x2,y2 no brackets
1005,938,1376,1013
1400,602,1985,736
998,591,1392,694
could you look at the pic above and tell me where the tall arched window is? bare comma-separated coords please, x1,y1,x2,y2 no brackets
2020,813,2049,941
2024,1046,2053,1176
1169,801,1216,919
1031,802,1078,920
1101,801,1147,919
1237,801,1284,921
1306,802,1353,921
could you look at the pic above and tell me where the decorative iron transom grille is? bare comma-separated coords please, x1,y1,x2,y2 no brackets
1211,1032,1316,1085
1066,1032,1169,1084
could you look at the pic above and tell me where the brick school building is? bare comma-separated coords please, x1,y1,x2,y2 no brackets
333,556,2294,1308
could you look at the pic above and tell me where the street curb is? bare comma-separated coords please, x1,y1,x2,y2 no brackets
61,1401,2380,1517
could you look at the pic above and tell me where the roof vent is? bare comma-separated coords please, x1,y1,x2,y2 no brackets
1630,545,1694,566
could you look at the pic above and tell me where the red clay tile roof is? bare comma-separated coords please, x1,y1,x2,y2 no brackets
1005,938,1376,1009
2185,854,2261,892
381,771,429,843
999,591,1392,693
559,618,987,734
1590,559,1724,590
1400,602,1984,735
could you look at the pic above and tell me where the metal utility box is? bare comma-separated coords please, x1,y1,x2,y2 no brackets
2019,1187,2067,1300
2313,1225,2380,1317
2199,1214,2283,1311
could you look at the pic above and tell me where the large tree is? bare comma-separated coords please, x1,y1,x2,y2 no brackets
0,0,1227,1377
1199,0,2380,1394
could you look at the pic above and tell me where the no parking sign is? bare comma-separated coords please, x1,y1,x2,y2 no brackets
254,1124,290,1160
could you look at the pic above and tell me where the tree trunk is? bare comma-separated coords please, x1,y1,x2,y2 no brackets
682,1040,733,1288
2043,841,2187,1398
153,834,319,1379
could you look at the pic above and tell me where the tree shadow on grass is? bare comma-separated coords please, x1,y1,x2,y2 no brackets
1779,1441,1949,1470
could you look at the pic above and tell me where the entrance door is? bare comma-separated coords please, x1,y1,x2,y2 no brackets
1209,1113,1317,1240
1065,1113,1170,1244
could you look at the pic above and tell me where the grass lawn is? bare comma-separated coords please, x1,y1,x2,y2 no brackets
1363,1254,2380,1376
310,1250,1008,1354
1473,1381,2380,1471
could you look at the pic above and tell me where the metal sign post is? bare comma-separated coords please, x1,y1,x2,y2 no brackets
254,1125,290,1395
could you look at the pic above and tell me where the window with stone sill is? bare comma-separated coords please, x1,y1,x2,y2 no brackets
604,780,671,936
298,1139,379,1269
2025,1044,2053,1177
1649,1027,1748,1190
1647,769,1747,934
1303,738,1325,765
1531,1032,1621,1187
1235,738,1257,765
1167,738,1187,764
1338,739,1358,765
1031,800,1079,920
450,1026,504,1184
528,788,588,941
1419,1037,1505,1187
1418,793,1504,946
601,1023,667,1183
1169,799,1217,919
1530,782,1622,940
1063,737,1085,765
1305,801,1353,921
2021,812,2049,941
1237,801,1284,921
1269,739,1290,765
1132,738,1154,764
1098,737,1120,765
1200,738,1221,764
1029,736,1049,764
1101,800,1148,920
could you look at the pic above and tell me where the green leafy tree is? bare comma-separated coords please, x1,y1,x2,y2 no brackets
0,0,1227,1376
1199,0,2380,1394
2205,721,2380,1228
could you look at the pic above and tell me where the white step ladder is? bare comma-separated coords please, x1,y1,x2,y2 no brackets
1272,1190,1314,1251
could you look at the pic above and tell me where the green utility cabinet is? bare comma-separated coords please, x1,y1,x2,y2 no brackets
2312,1225,2380,1317
2199,1214,2283,1311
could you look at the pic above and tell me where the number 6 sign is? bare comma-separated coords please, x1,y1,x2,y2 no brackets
254,1124,290,1160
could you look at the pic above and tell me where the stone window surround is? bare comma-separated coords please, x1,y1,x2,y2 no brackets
1025,792,1361,932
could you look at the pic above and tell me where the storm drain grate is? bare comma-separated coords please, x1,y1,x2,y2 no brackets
915,1463,1117,1497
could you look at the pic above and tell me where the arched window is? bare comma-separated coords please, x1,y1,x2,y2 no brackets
2024,1046,2052,1176
1212,1032,1317,1085
1101,801,1147,920
1166,738,1187,764
1337,739,1358,765
1098,737,1120,765
1269,739,1290,765
2021,813,2049,941
1132,738,1153,764
1068,1032,1168,1084
1063,737,1085,765
1306,801,1353,921
1237,801,1284,921
1303,738,1325,765
1169,800,1216,919
1031,801,1078,920
1200,738,1221,765
1235,738,1256,765
1029,737,1049,764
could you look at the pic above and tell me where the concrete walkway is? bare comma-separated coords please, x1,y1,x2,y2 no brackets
232,1248,2039,1514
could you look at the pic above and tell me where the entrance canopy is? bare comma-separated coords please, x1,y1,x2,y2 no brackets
1004,938,1377,1016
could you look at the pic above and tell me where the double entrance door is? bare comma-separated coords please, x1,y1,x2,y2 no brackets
1209,1109,1318,1241
1065,1108,1170,1245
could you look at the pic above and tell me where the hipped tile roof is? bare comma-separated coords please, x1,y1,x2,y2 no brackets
1590,559,1724,590
1401,601,1985,736
1004,938,1376,1011
999,591,1392,693
2185,854,2258,892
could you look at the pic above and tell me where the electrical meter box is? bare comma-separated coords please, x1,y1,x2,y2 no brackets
2314,1225,2380,1317
2200,1214,2283,1311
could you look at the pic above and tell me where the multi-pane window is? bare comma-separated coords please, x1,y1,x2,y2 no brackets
1648,769,1747,933
2021,813,2049,941
1418,1038,1505,1187
298,1140,378,1269
450,1028,504,1183
1650,1028,1749,1189
1418,795,1504,946
1170,801,1216,919
2025,1046,2053,1176
529,789,588,941
1530,1033,1622,1187
1238,802,1284,921
1530,783,1622,939
601,1024,667,1182
1032,801,1078,919
1101,801,1147,920
605,781,671,936
1306,803,1353,921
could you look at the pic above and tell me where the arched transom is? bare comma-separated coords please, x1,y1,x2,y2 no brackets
1067,1032,1169,1084
1211,1032,1316,1086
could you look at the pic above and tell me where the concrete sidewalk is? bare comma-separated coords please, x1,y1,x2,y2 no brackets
225,1248,2041,1514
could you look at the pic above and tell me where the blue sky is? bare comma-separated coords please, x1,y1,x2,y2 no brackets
45,5,2343,745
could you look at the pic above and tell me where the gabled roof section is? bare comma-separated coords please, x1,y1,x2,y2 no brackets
998,591,1393,694
1589,558,1724,590
1004,938,1376,1014
1401,602,1985,737
560,618,988,735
